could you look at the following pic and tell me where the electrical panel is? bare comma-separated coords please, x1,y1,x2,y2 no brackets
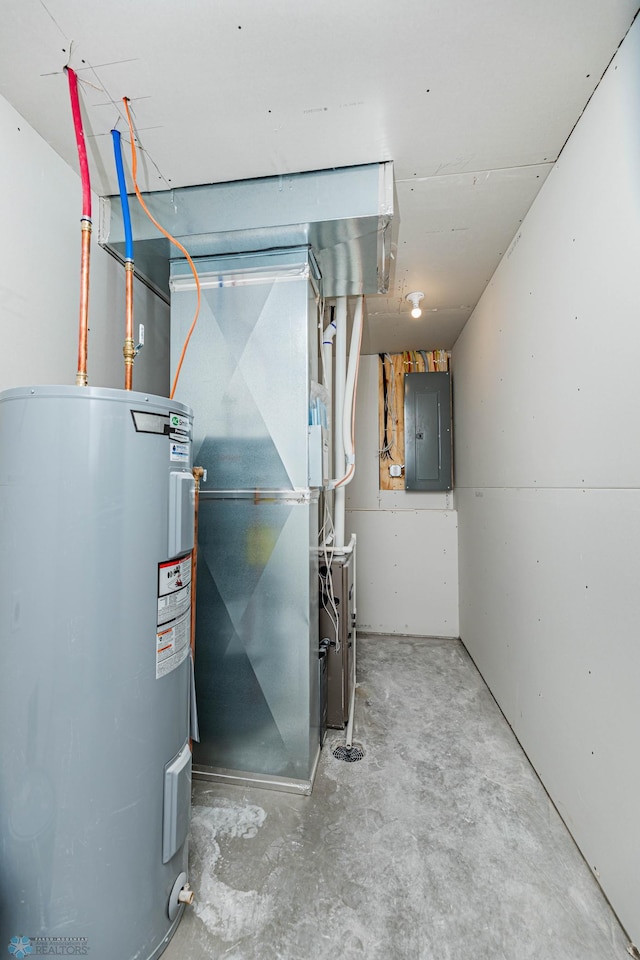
404,371,452,491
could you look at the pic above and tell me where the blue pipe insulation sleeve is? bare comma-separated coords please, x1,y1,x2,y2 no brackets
111,129,134,262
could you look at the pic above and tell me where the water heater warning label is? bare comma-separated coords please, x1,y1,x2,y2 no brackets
158,584,190,626
158,554,192,597
156,612,190,679
156,554,192,679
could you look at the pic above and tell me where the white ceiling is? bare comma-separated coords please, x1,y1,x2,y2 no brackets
0,0,637,353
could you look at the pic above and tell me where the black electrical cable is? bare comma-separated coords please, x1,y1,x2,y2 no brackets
379,354,392,459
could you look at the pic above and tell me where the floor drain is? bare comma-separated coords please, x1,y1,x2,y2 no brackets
332,741,365,762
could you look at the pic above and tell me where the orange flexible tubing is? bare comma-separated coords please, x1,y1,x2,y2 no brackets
122,97,200,400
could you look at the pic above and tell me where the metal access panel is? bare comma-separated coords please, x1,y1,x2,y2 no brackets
193,492,320,785
404,372,452,491
170,248,319,492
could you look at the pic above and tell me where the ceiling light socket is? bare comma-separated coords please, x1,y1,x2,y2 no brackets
406,291,424,319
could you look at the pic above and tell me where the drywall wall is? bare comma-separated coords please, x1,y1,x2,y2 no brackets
0,93,169,395
346,354,459,637
453,15,640,946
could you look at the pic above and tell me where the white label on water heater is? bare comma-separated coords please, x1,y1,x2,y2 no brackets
170,441,190,462
156,610,190,679
156,554,193,679
157,583,191,626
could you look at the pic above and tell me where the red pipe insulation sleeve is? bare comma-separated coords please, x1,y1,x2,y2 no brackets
65,67,92,220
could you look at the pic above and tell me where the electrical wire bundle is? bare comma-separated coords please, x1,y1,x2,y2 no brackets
318,499,339,651
379,353,397,461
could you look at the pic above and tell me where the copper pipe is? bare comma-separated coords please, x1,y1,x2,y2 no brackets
189,466,205,752
75,219,91,386
123,261,135,390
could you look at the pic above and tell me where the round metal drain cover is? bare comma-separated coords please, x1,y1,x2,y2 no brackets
332,741,365,762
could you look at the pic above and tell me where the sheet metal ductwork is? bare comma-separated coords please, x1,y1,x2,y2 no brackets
98,162,395,793
99,162,395,300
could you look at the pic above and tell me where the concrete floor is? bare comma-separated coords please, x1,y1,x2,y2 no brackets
163,636,630,960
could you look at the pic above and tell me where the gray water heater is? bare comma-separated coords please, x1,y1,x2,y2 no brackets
0,385,195,959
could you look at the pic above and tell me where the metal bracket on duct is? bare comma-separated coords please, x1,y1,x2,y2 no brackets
98,162,395,300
